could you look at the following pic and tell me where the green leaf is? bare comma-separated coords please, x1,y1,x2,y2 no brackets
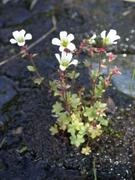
84,101,107,123
52,101,63,115
94,78,105,98
27,65,37,72
70,133,85,147
68,117,86,140
95,101,107,110
69,93,81,109
84,59,91,68
91,70,99,80
67,71,80,79
97,117,108,126
58,113,71,131
50,124,58,135
83,107,96,122
81,146,91,155
49,80,60,96
33,77,44,85
88,124,102,139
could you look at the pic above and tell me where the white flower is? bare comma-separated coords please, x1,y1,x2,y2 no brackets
10,29,32,46
100,29,120,45
88,33,97,45
52,31,76,52
55,51,78,71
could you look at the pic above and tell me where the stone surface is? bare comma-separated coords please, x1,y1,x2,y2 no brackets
113,71,135,98
88,54,135,97
112,54,135,97
0,76,17,109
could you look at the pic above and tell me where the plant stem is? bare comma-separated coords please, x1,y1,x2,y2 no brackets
59,70,66,99
30,55,42,79
59,70,71,114
98,58,101,73
71,68,76,91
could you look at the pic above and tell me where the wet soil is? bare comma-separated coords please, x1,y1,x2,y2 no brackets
0,0,135,179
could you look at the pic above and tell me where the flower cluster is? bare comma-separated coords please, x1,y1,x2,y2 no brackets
52,31,78,71
88,29,120,46
101,29,120,45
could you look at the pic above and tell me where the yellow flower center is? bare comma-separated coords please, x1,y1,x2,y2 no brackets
103,37,110,45
61,59,69,67
17,36,24,43
61,39,68,48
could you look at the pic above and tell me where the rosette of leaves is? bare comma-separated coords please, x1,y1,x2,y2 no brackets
50,85,109,155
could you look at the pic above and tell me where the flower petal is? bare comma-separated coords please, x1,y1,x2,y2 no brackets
89,34,97,44
101,30,106,39
55,53,61,63
65,53,73,62
25,33,32,40
59,46,65,52
91,34,97,39
17,41,25,46
69,59,78,66
52,38,61,46
67,33,74,41
12,30,19,39
107,29,116,39
67,43,76,51
10,38,17,44
60,31,67,40
112,35,120,41
61,51,67,59
20,29,26,36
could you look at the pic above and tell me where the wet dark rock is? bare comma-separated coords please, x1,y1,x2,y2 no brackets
1,6,31,27
46,167,84,180
0,17,4,28
28,0,54,14
0,28,14,44
0,114,9,130
0,159,6,171
113,71,135,98
87,55,135,98
97,163,133,180
0,76,17,109
0,115,5,128
0,151,47,180
4,135,22,149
